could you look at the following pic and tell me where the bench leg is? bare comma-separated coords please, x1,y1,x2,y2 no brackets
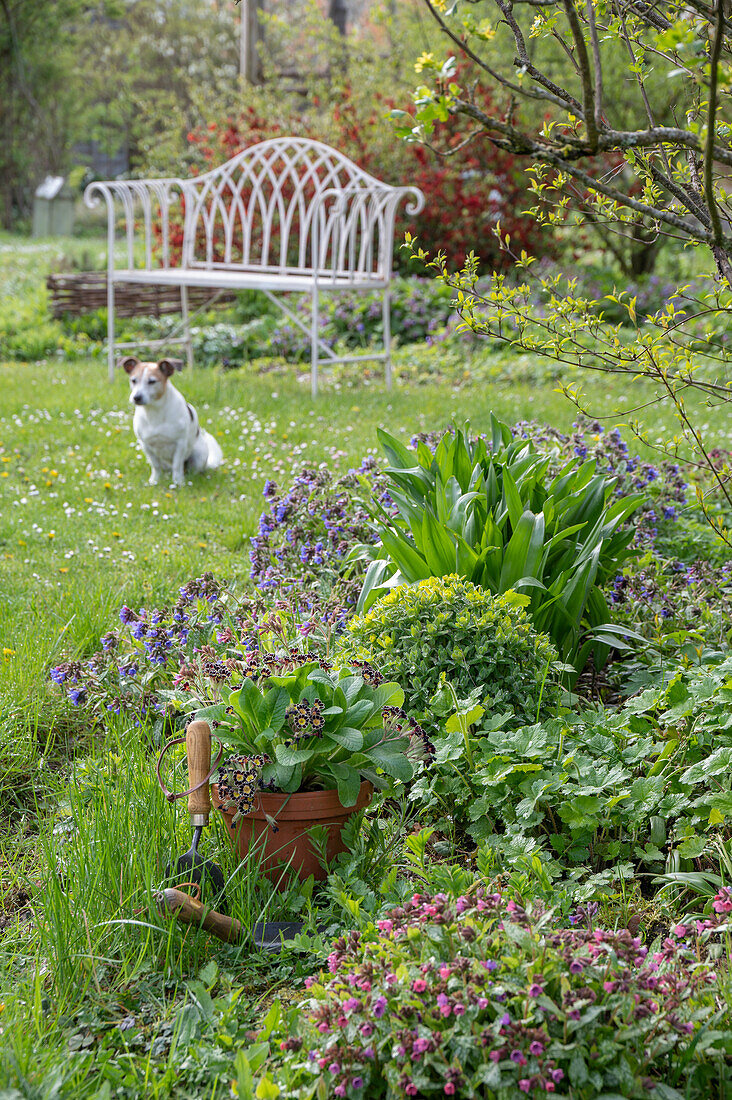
311,285,319,399
107,277,115,382
383,288,392,391
180,286,194,370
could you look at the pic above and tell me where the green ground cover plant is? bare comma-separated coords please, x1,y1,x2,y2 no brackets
412,657,732,872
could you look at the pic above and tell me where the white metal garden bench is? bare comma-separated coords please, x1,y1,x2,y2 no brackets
84,137,424,396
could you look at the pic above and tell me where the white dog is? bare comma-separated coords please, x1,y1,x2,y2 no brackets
120,356,223,487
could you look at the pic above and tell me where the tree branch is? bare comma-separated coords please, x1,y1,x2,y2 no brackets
585,0,604,136
494,0,584,114
562,0,598,147
452,97,732,248
705,0,725,248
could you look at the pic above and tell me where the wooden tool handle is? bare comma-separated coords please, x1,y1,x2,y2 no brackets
157,887,243,944
186,720,212,821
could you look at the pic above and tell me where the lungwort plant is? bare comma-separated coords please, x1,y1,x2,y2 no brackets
350,420,643,672
248,888,727,1100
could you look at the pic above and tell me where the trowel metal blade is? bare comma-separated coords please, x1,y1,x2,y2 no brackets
252,920,305,952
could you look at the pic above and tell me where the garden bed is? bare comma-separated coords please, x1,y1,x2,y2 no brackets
3,238,732,1098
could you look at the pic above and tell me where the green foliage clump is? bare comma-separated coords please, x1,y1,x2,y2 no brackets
352,421,642,674
206,661,422,809
335,575,561,726
413,656,732,876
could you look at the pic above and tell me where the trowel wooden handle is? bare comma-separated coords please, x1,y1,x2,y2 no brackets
157,887,243,944
186,720,212,821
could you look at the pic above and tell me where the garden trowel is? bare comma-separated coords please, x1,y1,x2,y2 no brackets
166,719,227,909
156,892,304,951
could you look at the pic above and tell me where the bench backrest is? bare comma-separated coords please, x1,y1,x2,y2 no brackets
179,137,402,280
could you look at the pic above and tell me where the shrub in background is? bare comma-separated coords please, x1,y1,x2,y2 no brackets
159,85,552,276
250,888,727,1099
335,575,561,726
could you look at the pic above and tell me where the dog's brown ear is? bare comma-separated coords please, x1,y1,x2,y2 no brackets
118,356,141,374
158,358,183,377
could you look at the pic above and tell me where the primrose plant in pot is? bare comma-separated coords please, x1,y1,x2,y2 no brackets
196,660,431,881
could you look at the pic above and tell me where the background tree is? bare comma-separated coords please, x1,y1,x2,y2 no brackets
0,0,241,226
398,0,732,543
162,1,553,272
0,0,85,227
402,1,732,277
74,0,239,176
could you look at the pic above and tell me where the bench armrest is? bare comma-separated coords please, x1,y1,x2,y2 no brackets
309,183,426,279
84,178,184,272
312,183,425,217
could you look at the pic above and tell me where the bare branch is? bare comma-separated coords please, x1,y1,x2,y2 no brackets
562,0,598,146
705,0,726,248
451,96,732,248
494,0,584,114
585,0,604,135
647,163,711,230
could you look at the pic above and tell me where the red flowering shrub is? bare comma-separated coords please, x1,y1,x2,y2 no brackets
155,88,554,275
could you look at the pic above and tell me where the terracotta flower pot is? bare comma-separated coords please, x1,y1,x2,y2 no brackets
212,780,373,883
